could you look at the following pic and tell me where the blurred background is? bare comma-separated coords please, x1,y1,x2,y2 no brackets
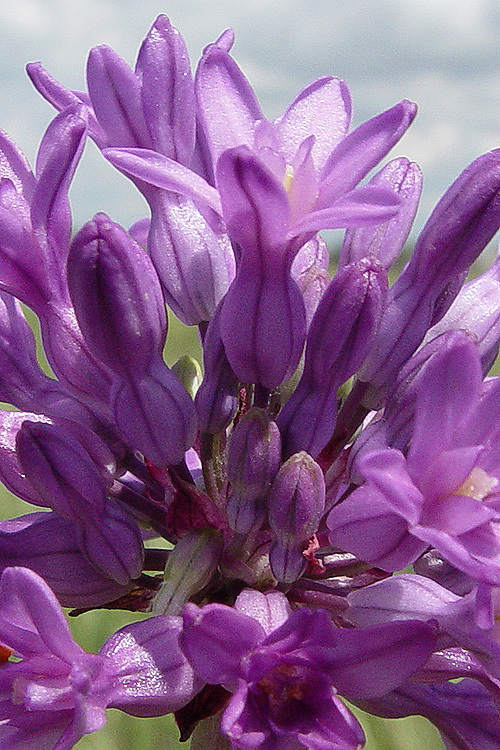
1,0,499,747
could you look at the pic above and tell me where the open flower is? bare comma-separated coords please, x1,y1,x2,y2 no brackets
328,332,500,584
181,589,435,750
0,567,201,750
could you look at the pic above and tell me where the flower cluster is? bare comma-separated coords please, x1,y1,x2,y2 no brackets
1,14,500,750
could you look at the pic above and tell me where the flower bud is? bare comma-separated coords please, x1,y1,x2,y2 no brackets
226,408,281,533
278,258,386,458
68,212,167,376
16,420,143,583
217,147,306,389
268,451,325,583
112,359,197,467
171,355,203,399
152,528,222,615
359,149,500,404
339,157,422,270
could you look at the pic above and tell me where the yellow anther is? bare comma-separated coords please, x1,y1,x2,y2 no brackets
455,466,498,501
283,165,294,193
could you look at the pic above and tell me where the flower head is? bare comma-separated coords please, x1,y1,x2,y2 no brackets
0,13,498,750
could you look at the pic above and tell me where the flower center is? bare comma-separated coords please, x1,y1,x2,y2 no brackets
283,165,294,193
455,466,498,501
253,661,320,728
258,663,304,706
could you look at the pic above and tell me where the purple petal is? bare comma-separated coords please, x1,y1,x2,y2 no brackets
417,446,483,503
298,699,365,750
293,184,401,235
87,45,151,148
423,254,500,375
327,484,427,571
128,216,150,247
16,419,143,584
26,61,106,147
226,408,281,533
276,76,352,172
234,589,291,636
112,361,197,467
0,513,132,608
359,680,500,750
0,291,52,410
136,15,196,164
346,574,500,676
268,452,325,542
75,501,143,585
0,411,52,506
0,715,72,750
278,259,386,458
217,146,290,252
147,191,234,325
37,302,113,405
210,28,235,53
347,573,467,626
339,157,422,269
102,615,203,716
287,135,318,223
0,128,35,199
217,148,306,388
194,305,239,433
458,377,500,458
291,235,330,277
68,213,167,376
268,452,325,583
16,420,106,520
0,202,48,307
295,264,331,329
0,567,82,660
360,149,500,397
317,99,417,208
412,522,500,586
331,619,436,700
31,106,86,257
406,149,500,317
181,602,265,688
104,148,222,215
195,46,263,162
408,336,482,469
31,106,86,285
359,448,424,522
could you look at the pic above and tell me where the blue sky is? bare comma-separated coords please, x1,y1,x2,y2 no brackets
1,0,499,244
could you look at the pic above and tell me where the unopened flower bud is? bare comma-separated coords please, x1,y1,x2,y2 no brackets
68,212,167,376
268,451,325,583
226,408,281,533
278,258,386,458
171,355,203,398
152,528,222,615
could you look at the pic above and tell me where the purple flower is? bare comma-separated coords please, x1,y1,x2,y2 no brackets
2,13,500,750
358,149,500,406
0,567,202,749
28,16,236,326
106,45,410,240
181,589,435,750
67,212,197,466
328,333,500,583
357,679,500,750
0,513,133,608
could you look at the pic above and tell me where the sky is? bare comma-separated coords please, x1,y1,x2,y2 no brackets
1,0,499,248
